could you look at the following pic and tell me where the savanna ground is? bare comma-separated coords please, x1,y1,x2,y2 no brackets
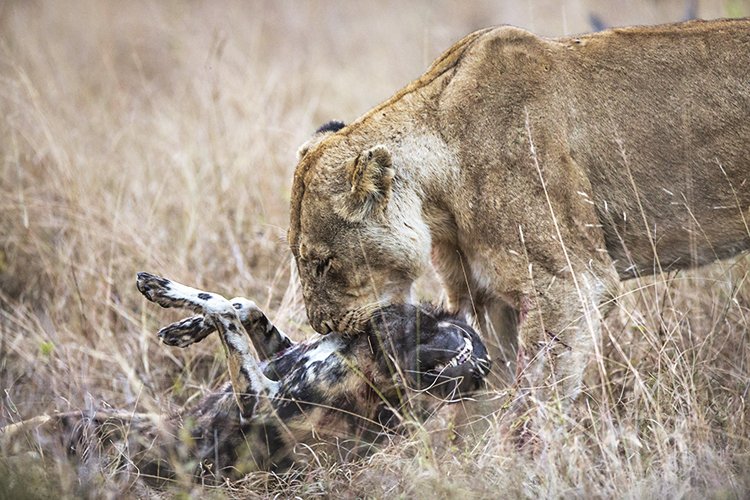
1,0,749,498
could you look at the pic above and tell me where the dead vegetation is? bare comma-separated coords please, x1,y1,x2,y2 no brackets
1,1,749,497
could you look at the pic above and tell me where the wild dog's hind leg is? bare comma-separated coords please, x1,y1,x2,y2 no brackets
158,299,294,360
229,298,294,360
157,315,214,348
136,272,280,417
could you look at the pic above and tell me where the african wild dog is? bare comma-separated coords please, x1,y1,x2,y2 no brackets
1,273,490,483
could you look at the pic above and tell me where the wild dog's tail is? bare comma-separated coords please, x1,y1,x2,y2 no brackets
1,409,178,484
0,409,164,464
1,409,161,441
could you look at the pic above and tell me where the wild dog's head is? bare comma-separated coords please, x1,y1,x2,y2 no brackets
366,304,491,401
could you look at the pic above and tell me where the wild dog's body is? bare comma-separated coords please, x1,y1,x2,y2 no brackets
1,274,489,483
289,19,750,397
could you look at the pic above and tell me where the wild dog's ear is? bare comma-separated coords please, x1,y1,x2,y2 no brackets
338,145,394,221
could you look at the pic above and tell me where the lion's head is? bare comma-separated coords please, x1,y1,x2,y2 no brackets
289,121,432,334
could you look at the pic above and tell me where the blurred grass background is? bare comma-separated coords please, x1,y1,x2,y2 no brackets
1,0,749,497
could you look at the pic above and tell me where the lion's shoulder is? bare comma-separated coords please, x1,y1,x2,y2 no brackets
460,25,555,71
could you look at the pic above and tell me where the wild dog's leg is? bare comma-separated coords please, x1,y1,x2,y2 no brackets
157,300,294,360
229,298,294,360
136,272,279,417
157,315,214,348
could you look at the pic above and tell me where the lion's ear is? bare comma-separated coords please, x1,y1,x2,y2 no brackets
338,145,394,221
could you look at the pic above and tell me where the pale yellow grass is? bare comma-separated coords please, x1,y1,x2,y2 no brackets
1,0,749,497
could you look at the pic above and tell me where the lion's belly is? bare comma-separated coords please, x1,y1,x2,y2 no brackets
576,116,750,277
586,167,750,278
607,226,750,279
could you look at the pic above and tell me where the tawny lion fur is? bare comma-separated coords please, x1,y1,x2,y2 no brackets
288,19,750,398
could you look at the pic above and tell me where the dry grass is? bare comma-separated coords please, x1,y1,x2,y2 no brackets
1,0,749,497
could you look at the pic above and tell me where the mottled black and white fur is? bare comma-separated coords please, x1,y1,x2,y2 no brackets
1,273,491,484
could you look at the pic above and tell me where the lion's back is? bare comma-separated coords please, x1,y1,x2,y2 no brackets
441,18,750,276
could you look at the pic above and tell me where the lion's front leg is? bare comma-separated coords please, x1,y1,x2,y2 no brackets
432,242,518,386
512,266,616,413
470,299,519,385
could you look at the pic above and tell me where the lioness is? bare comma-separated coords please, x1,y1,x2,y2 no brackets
288,19,750,401
1,273,489,483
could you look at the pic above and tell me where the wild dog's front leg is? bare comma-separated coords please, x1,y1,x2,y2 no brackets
157,299,294,360
136,272,279,417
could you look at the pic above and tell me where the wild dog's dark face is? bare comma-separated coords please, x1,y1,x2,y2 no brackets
368,304,491,400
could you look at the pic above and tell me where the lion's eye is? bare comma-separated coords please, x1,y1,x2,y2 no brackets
314,257,332,278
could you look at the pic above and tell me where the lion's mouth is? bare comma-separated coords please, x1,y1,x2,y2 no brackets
318,319,336,334
334,302,392,334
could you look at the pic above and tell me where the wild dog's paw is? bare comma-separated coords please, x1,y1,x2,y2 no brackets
136,272,221,314
136,272,174,308
230,298,264,324
158,315,214,348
